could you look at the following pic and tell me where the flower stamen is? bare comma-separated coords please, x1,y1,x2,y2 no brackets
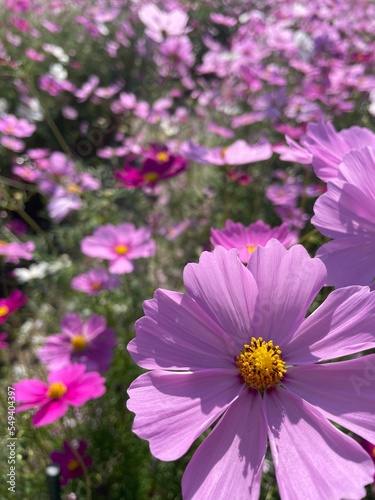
236,337,286,390
71,335,87,351
47,381,67,399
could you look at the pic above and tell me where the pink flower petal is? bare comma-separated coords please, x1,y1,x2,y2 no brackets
284,355,375,443
182,389,266,500
285,285,375,363
316,236,375,287
129,289,237,370
183,247,258,350
64,372,106,405
247,239,326,345
14,379,48,404
33,399,69,427
109,257,134,274
265,388,374,499
127,369,242,461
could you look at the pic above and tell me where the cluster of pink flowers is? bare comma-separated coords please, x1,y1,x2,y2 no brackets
0,113,35,152
13,151,100,221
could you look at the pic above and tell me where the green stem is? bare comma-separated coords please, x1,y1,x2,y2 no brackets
16,208,57,255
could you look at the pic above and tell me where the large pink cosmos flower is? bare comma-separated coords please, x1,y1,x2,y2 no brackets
312,146,375,287
50,440,92,485
210,220,298,263
127,241,375,499
38,314,116,373
15,364,106,427
81,223,156,274
0,290,27,324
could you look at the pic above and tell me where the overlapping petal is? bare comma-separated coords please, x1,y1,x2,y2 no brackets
183,247,258,350
285,285,375,363
127,369,242,461
128,289,237,370
265,388,374,500
284,355,375,443
247,239,326,345
182,389,266,500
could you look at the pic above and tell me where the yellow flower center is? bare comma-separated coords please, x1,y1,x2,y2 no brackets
71,335,87,351
0,305,9,317
220,147,228,159
91,281,102,291
67,458,80,471
156,151,169,162
246,244,257,253
67,184,82,194
6,124,15,134
236,337,286,390
0,240,8,246
372,447,375,459
47,381,67,399
114,244,129,255
143,172,159,183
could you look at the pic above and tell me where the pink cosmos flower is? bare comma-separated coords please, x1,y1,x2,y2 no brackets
210,220,298,263
15,364,106,427
183,140,272,166
71,268,121,295
0,240,35,263
50,440,92,485
81,223,156,274
39,313,116,373
313,146,375,287
115,145,187,189
0,290,27,324
127,241,375,499
138,4,189,43
0,114,36,137
0,136,25,152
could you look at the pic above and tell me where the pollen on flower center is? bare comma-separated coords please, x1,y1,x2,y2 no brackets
0,240,8,246
143,172,159,182
0,305,9,317
114,244,129,255
246,244,257,253
156,151,169,162
236,337,286,390
67,184,82,194
47,381,67,399
71,335,87,351
67,458,80,471
91,281,102,291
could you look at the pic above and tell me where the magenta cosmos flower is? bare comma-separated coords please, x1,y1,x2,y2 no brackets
50,440,92,485
0,290,27,324
0,240,35,263
312,146,375,287
211,220,298,263
127,241,375,499
39,313,116,373
15,364,106,427
115,145,187,189
81,223,156,274
71,268,121,295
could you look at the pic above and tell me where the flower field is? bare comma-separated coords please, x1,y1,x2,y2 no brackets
1,0,375,499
